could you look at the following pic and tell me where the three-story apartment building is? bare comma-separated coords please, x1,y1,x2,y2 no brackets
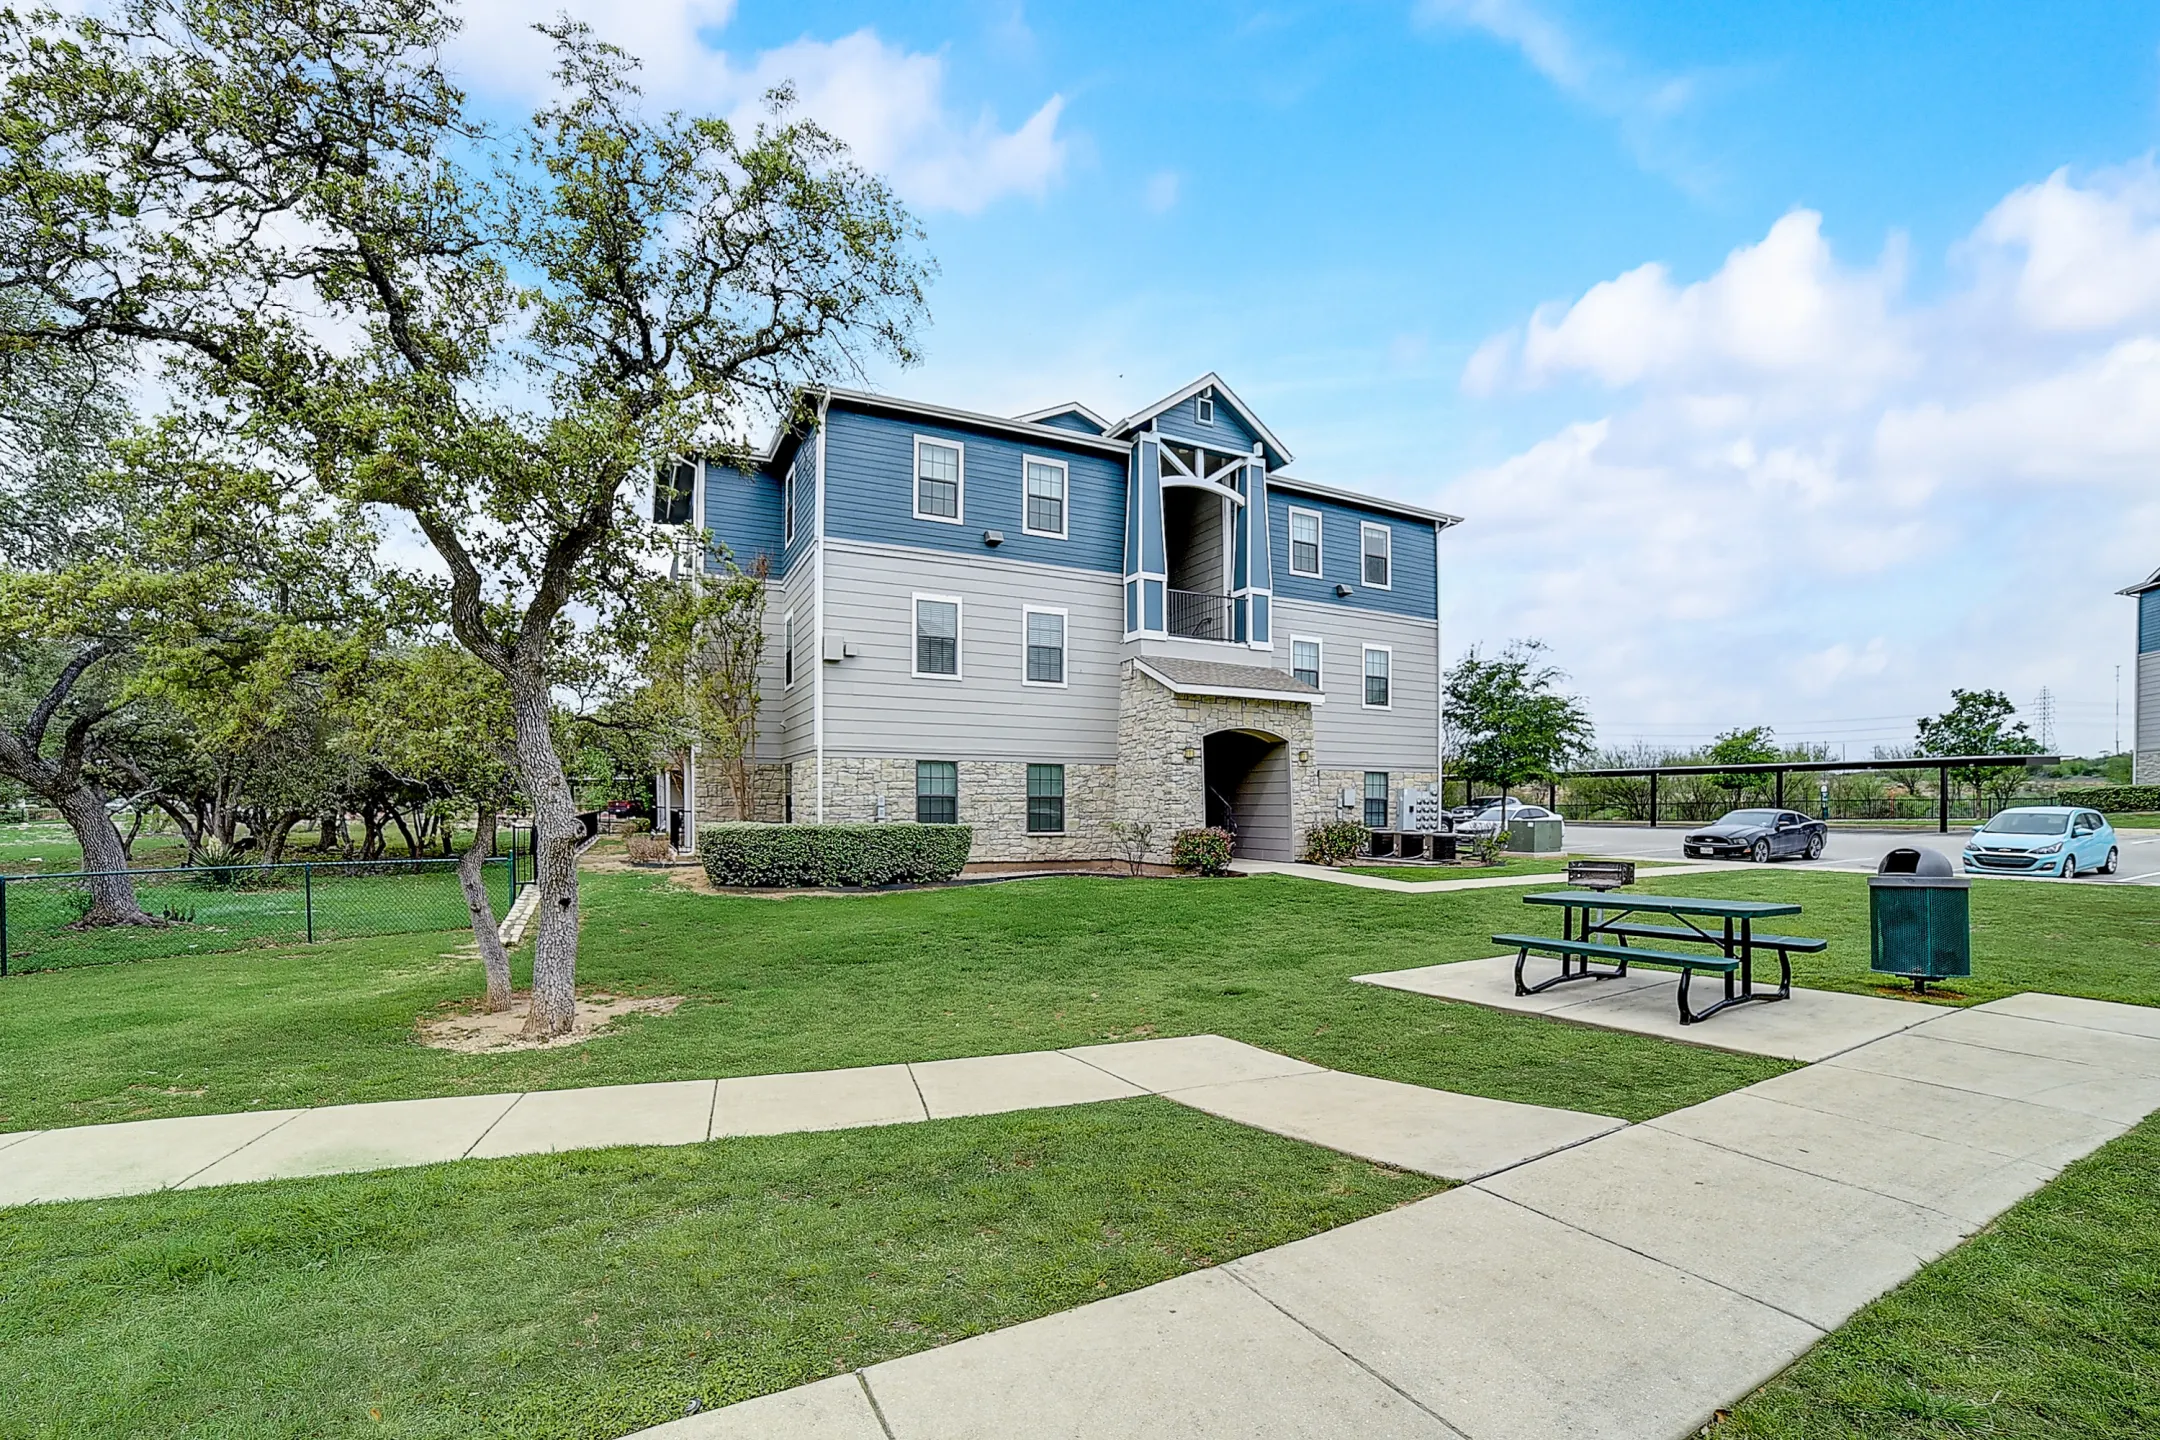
652,374,1460,865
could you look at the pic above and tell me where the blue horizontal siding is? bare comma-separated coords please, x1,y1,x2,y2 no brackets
2141,587,2160,654
1267,490,1438,620
1151,389,1263,456
822,404,1126,573
1031,409,1106,435
703,462,784,576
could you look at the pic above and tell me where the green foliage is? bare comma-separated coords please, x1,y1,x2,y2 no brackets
614,816,652,836
1917,688,2044,810
1466,826,1512,866
1300,821,1369,866
1705,725,1780,792
1444,640,1594,791
1170,826,1234,875
698,824,972,888
2057,785,2160,813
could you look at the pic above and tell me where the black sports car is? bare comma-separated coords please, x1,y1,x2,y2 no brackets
1683,809,1828,862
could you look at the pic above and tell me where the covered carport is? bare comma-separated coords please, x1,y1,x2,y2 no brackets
1552,753,2062,835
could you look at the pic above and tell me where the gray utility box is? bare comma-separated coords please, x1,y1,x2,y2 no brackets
1508,817,1564,854
1870,847,1971,993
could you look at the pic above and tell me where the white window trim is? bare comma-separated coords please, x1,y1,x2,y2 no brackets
1019,454,1070,540
912,592,965,681
1360,522,1393,590
1362,643,1394,710
782,464,797,546
782,611,795,690
1287,505,1324,577
1289,634,1324,690
912,435,966,525
1195,394,1215,425
1025,762,1068,835
1021,605,1069,688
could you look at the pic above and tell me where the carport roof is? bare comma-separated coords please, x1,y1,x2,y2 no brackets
1132,657,1325,704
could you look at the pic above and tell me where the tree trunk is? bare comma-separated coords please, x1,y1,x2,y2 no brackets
509,673,581,1037
53,786,159,926
388,806,418,858
459,803,514,1012
261,810,305,865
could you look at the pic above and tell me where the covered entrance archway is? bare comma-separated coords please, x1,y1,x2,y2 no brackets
1203,729,1292,860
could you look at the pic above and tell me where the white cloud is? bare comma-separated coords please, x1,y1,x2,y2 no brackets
1438,164,2160,756
448,5,1069,214
1415,0,1587,92
1144,170,1181,214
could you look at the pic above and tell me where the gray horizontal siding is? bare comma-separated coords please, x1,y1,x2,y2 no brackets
822,404,1127,575
772,565,815,762
1273,598,1440,772
1268,490,1439,621
2140,651,2160,753
820,540,1125,763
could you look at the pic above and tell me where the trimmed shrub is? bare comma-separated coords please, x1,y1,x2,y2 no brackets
1170,826,1234,876
615,815,652,836
2058,786,2160,813
622,833,673,865
698,823,973,888
1301,821,1370,866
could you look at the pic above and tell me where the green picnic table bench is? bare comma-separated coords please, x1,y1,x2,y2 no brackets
1493,891,1824,1025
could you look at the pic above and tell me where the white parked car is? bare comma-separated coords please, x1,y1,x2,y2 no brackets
1453,799,1562,840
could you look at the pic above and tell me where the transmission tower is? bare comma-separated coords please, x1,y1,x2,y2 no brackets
2034,687,2056,752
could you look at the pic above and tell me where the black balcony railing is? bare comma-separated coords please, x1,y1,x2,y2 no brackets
1167,588,1235,641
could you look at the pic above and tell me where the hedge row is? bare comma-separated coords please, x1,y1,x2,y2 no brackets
2057,786,2160,813
698,824,973,888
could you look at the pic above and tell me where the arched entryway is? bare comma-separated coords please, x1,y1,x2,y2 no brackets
1203,729,1293,861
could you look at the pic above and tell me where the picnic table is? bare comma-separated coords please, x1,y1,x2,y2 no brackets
1492,890,1827,1025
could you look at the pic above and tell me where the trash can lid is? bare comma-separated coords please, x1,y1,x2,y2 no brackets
1877,846,1957,876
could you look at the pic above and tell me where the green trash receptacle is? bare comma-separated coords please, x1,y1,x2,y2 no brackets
1870,847,1970,994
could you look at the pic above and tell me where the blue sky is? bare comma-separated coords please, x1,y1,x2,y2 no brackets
456,0,2160,757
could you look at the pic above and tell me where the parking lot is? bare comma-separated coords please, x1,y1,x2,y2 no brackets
1564,822,2160,885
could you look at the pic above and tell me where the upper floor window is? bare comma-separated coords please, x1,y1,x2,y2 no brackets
916,761,958,824
1361,523,1391,588
1195,394,1215,425
653,459,695,526
1291,637,1321,690
915,438,963,523
914,595,961,679
1288,508,1322,577
1024,608,1066,686
1026,764,1066,834
1023,457,1068,537
1363,645,1391,708
782,462,796,545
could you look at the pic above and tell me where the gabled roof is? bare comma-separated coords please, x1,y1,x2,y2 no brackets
1132,656,1324,705
2119,564,2160,597
1012,401,1112,435
1110,373,1294,469
1269,474,1464,529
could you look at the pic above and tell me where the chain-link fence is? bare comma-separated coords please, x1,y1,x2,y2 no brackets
0,855,519,976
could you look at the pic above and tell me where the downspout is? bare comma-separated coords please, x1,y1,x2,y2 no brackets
1434,518,1447,799
813,388,831,825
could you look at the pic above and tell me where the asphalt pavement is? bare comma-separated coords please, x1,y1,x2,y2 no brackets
1563,823,2160,886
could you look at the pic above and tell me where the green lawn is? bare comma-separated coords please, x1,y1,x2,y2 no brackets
1715,1111,2160,1438
0,870,1811,1134
0,1099,1437,1439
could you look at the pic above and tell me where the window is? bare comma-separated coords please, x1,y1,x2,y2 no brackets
1288,508,1322,577
1024,608,1066,685
653,459,695,525
1022,457,1068,537
1291,637,1322,690
1195,394,1215,425
1364,772,1390,830
916,761,958,824
782,464,796,545
782,612,795,688
1027,764,1065,834
1361,523,1391,588
914,595,961,678
914,438,963,522
1363,646,1391,708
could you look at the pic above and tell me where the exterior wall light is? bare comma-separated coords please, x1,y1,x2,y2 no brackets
1335,583,1353,597
1182,747,1198,761
982,529,1004,547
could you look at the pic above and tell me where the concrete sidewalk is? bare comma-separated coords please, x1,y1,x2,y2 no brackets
0,1035,1623,1207
1229,857,1729,893
643,991,2160,1440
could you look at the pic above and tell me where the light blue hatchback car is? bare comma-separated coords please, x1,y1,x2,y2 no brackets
1963,806,2119,878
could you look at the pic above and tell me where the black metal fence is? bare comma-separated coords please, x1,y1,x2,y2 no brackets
1551,791,2063,827
0,855,519,977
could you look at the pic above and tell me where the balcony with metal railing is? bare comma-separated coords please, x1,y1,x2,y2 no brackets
1167,588,1236,642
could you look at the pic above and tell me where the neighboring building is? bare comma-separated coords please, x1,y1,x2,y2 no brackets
652,374,1460,865
2124,566,2160,784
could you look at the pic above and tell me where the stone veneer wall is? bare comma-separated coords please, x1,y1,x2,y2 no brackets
1316,769,1441,831
1114,662,1322,866
815,755,1119,863
692,762,789,825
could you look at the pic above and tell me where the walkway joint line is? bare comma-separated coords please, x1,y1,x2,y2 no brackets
854,1372,899,1440
169,1108,306,1192
464,1091,529,1158
900,1063,931,1122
